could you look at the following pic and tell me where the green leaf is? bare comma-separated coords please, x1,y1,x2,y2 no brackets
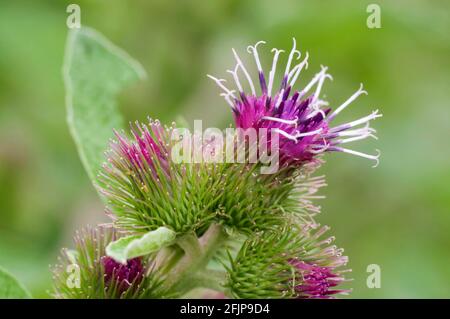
63,26,146,184
106,227,176,264
0,266,31,299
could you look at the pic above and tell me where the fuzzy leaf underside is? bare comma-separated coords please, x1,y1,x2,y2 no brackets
106,227,176,264
0,267,31,299
64,26,146,185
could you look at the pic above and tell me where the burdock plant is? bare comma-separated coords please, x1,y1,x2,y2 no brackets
51,28,381,299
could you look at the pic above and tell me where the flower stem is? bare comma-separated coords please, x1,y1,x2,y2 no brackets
161,222,228,296
190,270,228,292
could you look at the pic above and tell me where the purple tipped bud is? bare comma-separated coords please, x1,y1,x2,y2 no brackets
102,256,144,293
108,121,169,174
291,261,350,298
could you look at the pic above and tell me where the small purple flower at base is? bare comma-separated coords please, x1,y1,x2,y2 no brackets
208,39,381,168
291,261,351,299
102,256,144,293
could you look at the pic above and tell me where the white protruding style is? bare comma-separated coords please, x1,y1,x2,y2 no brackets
206,75,236,99
288,52,309,87
313,66,333,102
333,148,380,168
220,90,237,109
284,38,301,77
331,110,382,132
300,65,330,98
261,116,298,126
328,83,368,121
227,65,244,93
247,41,266,74
267,48,285,96
232,48,256,96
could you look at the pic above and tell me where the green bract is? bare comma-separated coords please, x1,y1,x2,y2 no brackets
226,225,348,298
106,227,176,264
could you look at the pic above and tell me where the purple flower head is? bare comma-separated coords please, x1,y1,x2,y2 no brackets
102,256,144,293
288,224,352,299
98,119,173,206
208,39,381,167
291,261,351,298
107,120,170,175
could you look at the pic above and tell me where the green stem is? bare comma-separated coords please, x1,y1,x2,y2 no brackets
190,270,228,292
199,223,227,265
177,233,202,259
152,245,183,274
161,223,228,295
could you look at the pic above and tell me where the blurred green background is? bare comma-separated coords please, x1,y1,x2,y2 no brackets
0,0,449,298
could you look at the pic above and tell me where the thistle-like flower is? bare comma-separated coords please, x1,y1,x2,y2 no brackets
226,225,350,299
105,119,170,181
291,261,350,298
51,30,386,300
208,39,381,167
98,119,325,235
98,120,218,234
52,226,162,299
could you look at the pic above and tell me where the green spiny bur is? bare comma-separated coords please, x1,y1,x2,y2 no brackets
52,226,165,299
